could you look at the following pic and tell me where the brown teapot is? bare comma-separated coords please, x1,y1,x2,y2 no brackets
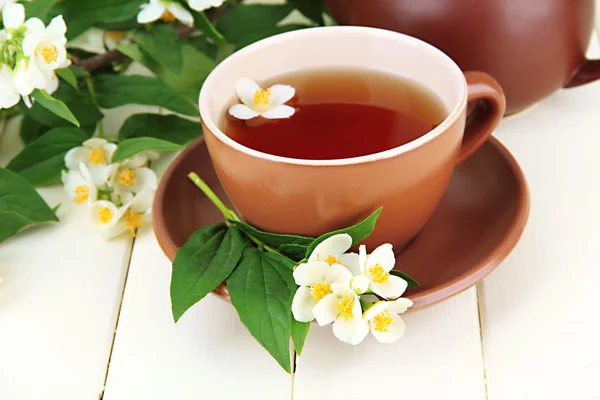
324,0,600,115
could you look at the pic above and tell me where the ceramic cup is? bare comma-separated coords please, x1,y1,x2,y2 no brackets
199,26,506,251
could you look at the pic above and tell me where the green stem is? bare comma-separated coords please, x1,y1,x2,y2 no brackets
84,75,106,139
187,172,296,264
194,12,228,47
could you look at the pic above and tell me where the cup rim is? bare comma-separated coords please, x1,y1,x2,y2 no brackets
199,26,468,167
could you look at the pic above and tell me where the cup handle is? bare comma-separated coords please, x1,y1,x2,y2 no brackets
457,71,506,165
564,59,600,88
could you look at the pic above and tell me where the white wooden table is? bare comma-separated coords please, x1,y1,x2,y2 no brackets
2,30,600,400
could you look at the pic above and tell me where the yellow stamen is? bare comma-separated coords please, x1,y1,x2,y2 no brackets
125,212,144,237
97,207,114,223
73,185,90,204
40,45,58,64
311,282,332,302
324,255,340,266
118,168,136,187
253,88,271,112
372,310,393,332
105,30,126,41
88,148,105,165
369,263,390,284
337,296,354,321
160,10,176,22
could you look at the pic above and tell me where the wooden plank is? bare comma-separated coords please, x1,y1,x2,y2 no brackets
0,116,133,399
102,230,293,400
478,35,600,399
294,289,487,399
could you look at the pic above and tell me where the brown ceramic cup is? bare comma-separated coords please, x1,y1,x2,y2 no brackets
199,27,506,251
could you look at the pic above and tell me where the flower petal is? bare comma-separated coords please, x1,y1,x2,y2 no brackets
167,2,194,26
268,84,295,106
363,300,388,321
312,293,338,326
130,187,155,213
322,263,353,286
235,78,260,106
370,313,406,343
89,200,119,228
45,15,67,43
3,3,25,29
293,261,330,286
358,245,367,273
83,138,108,148
130,167,157,193
44,72,59,94
351,275,370,294
0,65,20,109
337,252,361,275
291,287,316,323
308,233,352,263
333,318,369,345
137,1,166,24
387,297,413,314
330,282,358,299
189,0,225,11
64,147,89,169
371,275,408,300
22,18,45,56
366,243,395,272
228,104,259,120
261,105,295,119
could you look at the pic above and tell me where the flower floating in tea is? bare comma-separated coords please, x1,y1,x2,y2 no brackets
228,77,296,120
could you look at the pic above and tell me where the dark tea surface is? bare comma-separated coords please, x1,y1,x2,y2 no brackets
224,68,447,160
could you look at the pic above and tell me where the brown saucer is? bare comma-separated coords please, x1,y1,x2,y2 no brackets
153,136,529,309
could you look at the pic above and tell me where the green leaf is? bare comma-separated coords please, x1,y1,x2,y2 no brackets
22,84,102,131
389,270,420,287
57,0,145,24
24,0,60,21
217,4,294,44
133,26,183,74
93,75,199,117
305,207,383,257
19,117,49,145
94,18,139,31
0,168,58,244
278,243,309,261
171,224,248,322
290,0,324,25
111,137,182,163
231,220,314,250
118,113,202,145
7,128,90,186
70,65,90,78
31,90,80,127
55,67,78,89
291,319,310,356
183,36,218,60
118,43,215,101
228,249,296,373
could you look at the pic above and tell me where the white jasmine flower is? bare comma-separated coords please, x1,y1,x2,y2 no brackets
0,64,20,109
351,244,408,299
0,0,17,11
188,0,225,12
312,283,369,345
67,28,106,54
291,261,353,323
104,30,131,50
137,0,193,27
13,57,59,100
22,15,70,72
93,188,154,239
61,163,97,205
103,163,157,196
1,2,24,30
364,298,413,343
228,78,296,120
64,138,117,189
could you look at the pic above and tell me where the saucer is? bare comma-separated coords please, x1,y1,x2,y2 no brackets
153,137,529,309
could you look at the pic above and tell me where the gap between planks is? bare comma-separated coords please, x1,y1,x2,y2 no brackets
98,236,136,400
476,283,490,400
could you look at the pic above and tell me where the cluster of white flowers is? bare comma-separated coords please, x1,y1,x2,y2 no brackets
62,138,158,239
137,0,226,26
292,234,413,345
0,2,69,109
